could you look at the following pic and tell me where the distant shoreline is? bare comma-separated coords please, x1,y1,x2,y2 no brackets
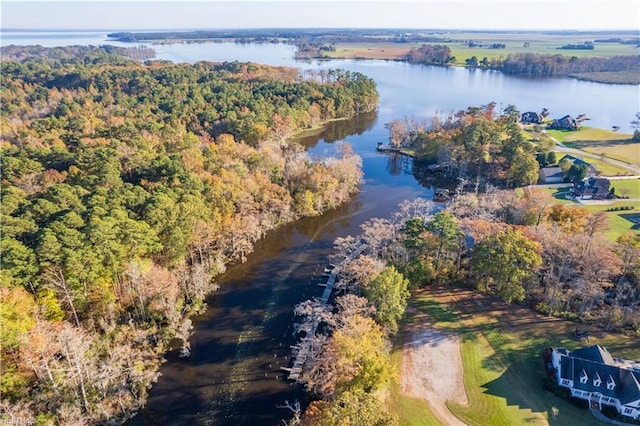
103,29,640,85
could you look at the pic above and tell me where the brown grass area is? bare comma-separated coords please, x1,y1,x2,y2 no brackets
401,325,467,425
326,43,415,59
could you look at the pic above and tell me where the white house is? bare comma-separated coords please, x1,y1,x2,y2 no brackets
551,345,640,420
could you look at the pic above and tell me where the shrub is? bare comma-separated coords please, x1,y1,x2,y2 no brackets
569,397,589,409
601,405,618,418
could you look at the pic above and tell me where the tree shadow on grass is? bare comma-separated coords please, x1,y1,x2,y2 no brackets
481,359,547,412
620,212,640,229
480,358,603,426
573,138,638,148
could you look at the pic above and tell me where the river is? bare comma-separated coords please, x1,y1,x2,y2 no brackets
2,31,638,425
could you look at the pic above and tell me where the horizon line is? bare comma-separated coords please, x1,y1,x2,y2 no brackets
3,27,640,33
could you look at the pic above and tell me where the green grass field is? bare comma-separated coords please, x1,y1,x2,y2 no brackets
393,287,640,426
545,127,626,144
579,143,640,168
584,158,633,176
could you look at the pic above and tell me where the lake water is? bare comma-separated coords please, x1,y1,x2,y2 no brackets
2,31,637,133
3,31,639,425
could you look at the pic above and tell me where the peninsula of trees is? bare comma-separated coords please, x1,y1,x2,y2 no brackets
384,103,546,189
0,45,378,424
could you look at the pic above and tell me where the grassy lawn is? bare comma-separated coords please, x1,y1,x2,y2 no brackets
538,186,575,204
610,179,640,199
545,127,638,168
580,202,639,240
400,287,640,426
532,184,638,239
544,127,628,144
579,142,640,167
561,127,632,143
584,158,632,176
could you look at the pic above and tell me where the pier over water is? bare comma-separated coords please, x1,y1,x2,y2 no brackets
281,266,339,381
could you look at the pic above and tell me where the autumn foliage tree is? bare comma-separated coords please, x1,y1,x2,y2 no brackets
471,228,542,303
0,46,378,424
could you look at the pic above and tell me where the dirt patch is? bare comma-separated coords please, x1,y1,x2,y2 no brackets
401,326,468,425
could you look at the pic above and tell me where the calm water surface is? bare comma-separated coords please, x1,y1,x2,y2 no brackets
3,31,639,425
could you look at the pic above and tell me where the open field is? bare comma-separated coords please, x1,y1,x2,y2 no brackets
562,132,640,169
609,179,640,198
396,286,640,426
584,158,633,176
575,142,640,167
323,42,420,60
324,31,639,64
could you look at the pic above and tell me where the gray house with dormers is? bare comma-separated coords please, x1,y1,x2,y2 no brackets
551,345,640,419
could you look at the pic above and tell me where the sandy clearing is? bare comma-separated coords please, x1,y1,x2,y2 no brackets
401,327,468,426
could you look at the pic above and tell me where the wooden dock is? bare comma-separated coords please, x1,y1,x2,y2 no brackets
281,266,340,381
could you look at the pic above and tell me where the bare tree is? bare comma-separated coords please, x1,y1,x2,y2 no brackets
276,400,301,426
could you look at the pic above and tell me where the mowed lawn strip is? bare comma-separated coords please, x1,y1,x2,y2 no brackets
407,287,640,426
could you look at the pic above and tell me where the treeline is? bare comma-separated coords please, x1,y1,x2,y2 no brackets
291,203,428,424
405,44,455,65
558,41,594,50
292,192,639,423
385,103,548,189
0,46,378,424
1,44,156,63
402,45,639,82
494,53,639,78
400,193,638,330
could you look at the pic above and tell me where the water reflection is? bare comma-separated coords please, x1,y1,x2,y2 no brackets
133,199,362,426
295,110,378,149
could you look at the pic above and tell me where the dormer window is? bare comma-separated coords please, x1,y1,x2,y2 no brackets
580,369,588,384
607,375,616,390
593,372,602,387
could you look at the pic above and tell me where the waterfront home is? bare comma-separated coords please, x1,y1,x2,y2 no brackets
550,345,640,420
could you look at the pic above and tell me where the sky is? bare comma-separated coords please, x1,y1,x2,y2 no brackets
1,0,639,31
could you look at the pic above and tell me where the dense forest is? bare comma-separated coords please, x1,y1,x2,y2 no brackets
290,191,639,424
0,45,378,424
